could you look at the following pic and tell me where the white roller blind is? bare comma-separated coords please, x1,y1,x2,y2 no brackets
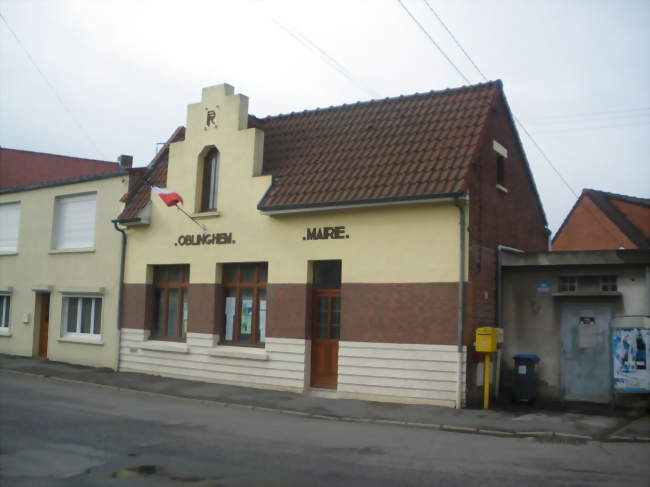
0,202,20,252
53,193,97,249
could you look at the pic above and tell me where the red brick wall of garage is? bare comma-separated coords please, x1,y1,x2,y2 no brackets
340,283,460,345
464,95,549,401
551,196,635,250
465,98,548,337
266,284,311,339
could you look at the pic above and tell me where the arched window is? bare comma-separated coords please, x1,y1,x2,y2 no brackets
201,148,219,211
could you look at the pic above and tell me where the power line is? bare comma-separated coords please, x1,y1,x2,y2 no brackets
0,11,106,159
397,0,470,84
422,0,487,82
415,1,629,246
268,16,380,99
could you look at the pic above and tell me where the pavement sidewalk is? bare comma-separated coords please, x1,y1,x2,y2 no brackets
1,354,648,442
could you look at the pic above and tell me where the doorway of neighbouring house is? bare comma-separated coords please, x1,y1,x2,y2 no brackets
35,292,50,358
560,301,614,403
310,260,341,389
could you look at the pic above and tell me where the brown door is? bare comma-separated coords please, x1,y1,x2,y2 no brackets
37,293,50,358
310,290,341,388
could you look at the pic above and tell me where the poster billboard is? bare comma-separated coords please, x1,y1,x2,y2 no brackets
612,328,650,392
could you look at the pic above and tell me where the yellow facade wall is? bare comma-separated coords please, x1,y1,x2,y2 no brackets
0,175,128,368
123,84,469,285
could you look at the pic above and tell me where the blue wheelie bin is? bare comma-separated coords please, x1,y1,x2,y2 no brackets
513,354,540,404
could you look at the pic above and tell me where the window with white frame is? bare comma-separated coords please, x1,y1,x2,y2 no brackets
0,202,20,252
53,193,97,250
0,294,11,328
62,296,102,337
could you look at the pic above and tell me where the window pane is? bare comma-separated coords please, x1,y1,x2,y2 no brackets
224,265,237,283
241,264,255,283
93,298,102,334
240,289,253,341
66,298,78,333
80,298,92,334
314,261,342,289
225,290,236,341
154,267,167,283
317,296,329,338
258,264,268,283
182,290,188,337
154,289,165,336
167,289,179,337
168,267,181,283
0,296,9,327
331,297,341,339
259,289,267,343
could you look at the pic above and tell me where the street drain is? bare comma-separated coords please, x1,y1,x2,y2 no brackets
111,465,220,483
112,465,158,478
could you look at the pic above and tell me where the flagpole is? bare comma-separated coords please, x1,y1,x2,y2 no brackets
176,205,207,232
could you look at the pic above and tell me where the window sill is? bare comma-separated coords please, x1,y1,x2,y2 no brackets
191,210,221,219
552,291,622,298
57,336,104,346
496,184,508,193
0,329,11,337
49,248,96,255
0,251,18,256
140,340,190,354
208,345,268,361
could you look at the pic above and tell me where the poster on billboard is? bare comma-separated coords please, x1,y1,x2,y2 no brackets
612,328,649,392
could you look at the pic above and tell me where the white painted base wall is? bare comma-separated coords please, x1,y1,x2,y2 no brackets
338,341,467,408
119,329,307,392
119,330,467,407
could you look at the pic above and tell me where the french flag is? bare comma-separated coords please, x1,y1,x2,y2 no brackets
151,185,184,207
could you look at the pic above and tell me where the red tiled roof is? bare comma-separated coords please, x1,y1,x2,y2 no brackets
118,82,501,219
117,127,185,219
0,148,123,190
254,81,500,210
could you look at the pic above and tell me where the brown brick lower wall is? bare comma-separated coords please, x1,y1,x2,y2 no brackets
266,283,311,339
341,283,460,345
123,281,465,346
122,283,154,330
188,284,223,334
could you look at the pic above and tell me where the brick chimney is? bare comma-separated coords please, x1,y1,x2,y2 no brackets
117,154,133,169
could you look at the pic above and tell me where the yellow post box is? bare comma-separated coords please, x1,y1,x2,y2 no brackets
475,326,498,353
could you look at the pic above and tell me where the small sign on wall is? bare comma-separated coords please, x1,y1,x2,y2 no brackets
303,226,350,241
536,282,551,293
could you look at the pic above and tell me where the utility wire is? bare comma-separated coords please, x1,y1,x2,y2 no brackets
397,0,470,84
0,11,106,159
414,1,628,246
422,0,487,81
268,16,381,99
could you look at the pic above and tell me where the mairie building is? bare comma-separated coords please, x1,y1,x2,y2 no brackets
115,82,549,407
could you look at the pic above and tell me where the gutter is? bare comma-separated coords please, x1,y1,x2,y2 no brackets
259,192,464,215
453,197,467,409
495,245,524,399
111,220,127,372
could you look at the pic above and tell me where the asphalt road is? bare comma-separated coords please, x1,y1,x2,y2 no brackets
1,372,648,487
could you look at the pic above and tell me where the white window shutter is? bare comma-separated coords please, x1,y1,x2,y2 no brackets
0,203,20,252
54,193,97,249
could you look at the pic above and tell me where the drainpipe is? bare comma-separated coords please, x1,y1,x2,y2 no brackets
646,266,650,315
495,245,524,399
112,220,128,371
453,198,466,409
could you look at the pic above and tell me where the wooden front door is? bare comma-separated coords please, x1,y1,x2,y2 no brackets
37,293,50,358
310,290,341,389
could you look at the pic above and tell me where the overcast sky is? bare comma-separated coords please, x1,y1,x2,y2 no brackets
1,0,648,232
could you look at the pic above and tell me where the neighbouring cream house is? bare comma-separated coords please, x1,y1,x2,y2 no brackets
114,82,549,407
0,148,134,369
